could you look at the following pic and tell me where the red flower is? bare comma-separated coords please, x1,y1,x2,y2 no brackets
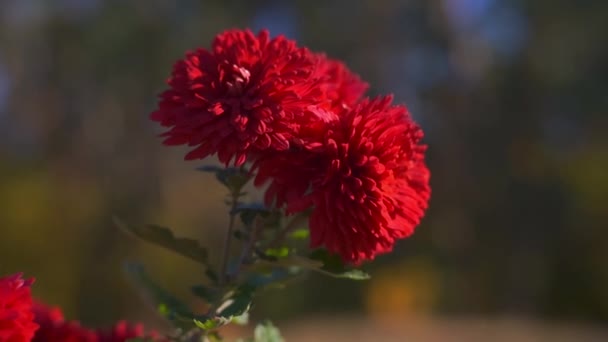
315,54,368,111
33,303,164,342
32,302,97,342
255,96,430,264
97,320,163,342
151,29,328,166
0,273,38,342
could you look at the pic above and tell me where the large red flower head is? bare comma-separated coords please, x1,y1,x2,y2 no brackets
151,29,328,166
32,302,97,342
256,96,430,264
0,273,38,342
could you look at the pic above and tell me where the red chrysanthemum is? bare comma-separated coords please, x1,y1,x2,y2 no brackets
315,54,368,111
32,302,97,342
97,320,163,342
33,303,164,342
151,29,330,166
0,273,38,342
255,96,431,264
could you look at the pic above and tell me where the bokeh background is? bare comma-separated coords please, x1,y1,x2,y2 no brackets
1,0,607,340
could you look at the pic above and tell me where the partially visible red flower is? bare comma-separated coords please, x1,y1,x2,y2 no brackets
315,54,368,111
0,273,38,342
151,29,328,166
255,96,431,264
97,320,163,342
32,302,97,342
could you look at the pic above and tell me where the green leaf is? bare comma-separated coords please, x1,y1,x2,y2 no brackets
215,284,255,318
197,165,250,193
194,318,220,330
331,269,371,280
232,203,270,227
257,251,371,280
123,262,195,327
246,267,303,289
254,321,284,342
191,284,222,303
309,249,371,280
264,247,289,258
290,228,309,240
193,284,256,331
114,218,208,265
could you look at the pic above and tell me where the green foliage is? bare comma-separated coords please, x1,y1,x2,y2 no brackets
289,228,309,240
197,165,251,195
194,284,255,331
191,284,223,303
123,263,196,331
232,203,271,227
114,218,209,266
264,247,289,258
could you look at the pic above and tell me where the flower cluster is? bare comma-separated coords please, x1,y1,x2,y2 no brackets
0,273,161,342
152,29,431,264
0,274,38,342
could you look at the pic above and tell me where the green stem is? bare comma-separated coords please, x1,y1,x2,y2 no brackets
234,216,264,277
219,192,239,285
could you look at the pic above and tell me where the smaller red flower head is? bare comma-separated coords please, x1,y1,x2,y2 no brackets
151,29,328,166
32,302,97,342
0,273,38,342
315,54,368,111
255,96,430,264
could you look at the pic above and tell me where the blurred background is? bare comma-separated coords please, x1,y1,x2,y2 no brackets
1,0,607,341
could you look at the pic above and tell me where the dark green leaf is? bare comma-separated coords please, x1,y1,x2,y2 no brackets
191,285,222,303
123,263,194,324
309,249,370,280
193,284,255,331
246,267,302,289
215,284,255,318
232,203,270,227
197,165,250,193
114,218,208,265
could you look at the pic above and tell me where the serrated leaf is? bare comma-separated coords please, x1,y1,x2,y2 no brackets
254,321,284,342
124,263,194,326
114,218,208,265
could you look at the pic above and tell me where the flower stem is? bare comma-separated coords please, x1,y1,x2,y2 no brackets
219,192,239,285
235,216,264,276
